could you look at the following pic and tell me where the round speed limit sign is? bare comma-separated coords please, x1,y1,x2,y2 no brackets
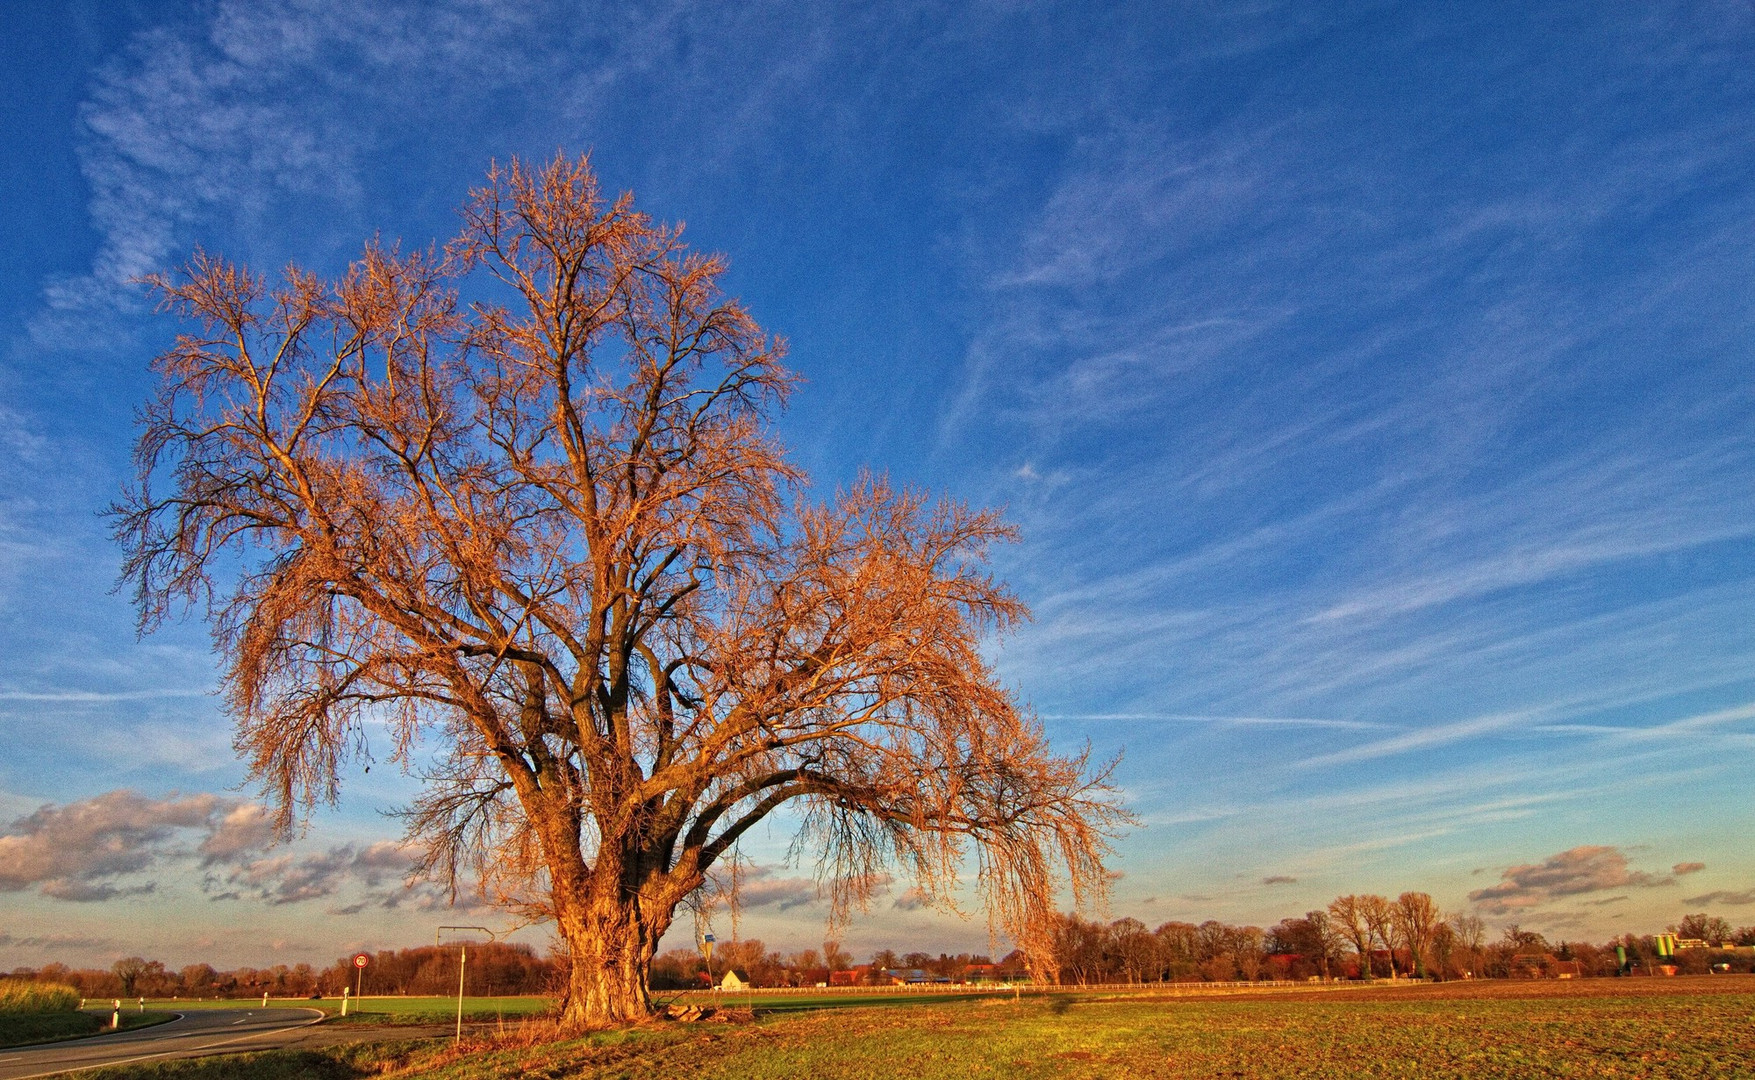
353,953,370,968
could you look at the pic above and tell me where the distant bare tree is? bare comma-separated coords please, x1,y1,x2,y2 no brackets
1429,920,1456,980
1269,911,1341,979
1050,913,1105,985
117,154,1125,1026
1302,909,1341,979
1233,926,1266,981
1328,894,1376,979
1195,920,1231,976
1449,912,1486,977
1675,914,1734,945
110,957,150,998
1110,917,1155,984
1392,891,1442,979
1359,894,1399,978
1154,921,1199,980
822,940,852,974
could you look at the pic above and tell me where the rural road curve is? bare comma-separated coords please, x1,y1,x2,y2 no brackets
0,1008,325,1079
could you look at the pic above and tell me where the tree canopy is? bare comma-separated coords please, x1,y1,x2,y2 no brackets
116,154,1125,1026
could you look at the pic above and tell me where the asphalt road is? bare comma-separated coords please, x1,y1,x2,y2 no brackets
0,1008,325,1079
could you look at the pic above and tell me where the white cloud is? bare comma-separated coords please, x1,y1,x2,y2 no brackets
1682,888,1755,906
891,887,931,911
0,789,479,917
0,790,258,901
197,804,276,865
730,864,824,913
1468,846,1687,916
218,840,412,906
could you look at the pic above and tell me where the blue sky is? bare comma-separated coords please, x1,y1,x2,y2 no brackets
2,0,1753,970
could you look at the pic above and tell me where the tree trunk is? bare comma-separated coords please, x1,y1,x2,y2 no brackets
553,880,667,1027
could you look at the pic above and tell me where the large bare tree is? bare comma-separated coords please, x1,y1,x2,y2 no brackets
115,155,1123,1026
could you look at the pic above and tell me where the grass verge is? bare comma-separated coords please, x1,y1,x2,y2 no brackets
0,978,80,1012
0,1009,176,1049
0,1010,100,1048
82,1039,444,1080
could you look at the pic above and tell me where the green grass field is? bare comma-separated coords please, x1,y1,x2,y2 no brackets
144,995,553,1024
85,977,1755,1079
659,987,1023,1014
146,990,992,1022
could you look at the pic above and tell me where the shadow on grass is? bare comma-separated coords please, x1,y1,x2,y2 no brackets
82,1040,443,1080
0,1011,100,1048
0,1010,177,1050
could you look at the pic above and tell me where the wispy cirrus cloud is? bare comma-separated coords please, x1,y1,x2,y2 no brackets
1045,713,1391,731
35,0,721,349
37,0,890,354
947,23,1755,928
4,0,1753,958
1295,710,1540,769
0,688,209,702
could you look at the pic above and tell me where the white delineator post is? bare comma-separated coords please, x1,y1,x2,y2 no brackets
110,999,120,1030
262,992,269,1008
341,986,350,1017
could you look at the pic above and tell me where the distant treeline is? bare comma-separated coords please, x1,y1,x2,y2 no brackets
7,906,1750,997
4,943,555,999
1040,901,1755,985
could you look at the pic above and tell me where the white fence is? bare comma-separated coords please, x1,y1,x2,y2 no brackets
671,979,1319,996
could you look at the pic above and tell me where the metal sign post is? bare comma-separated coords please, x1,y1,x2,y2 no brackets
699,932,716,989
436,926,493,1041
353,953,369,1007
